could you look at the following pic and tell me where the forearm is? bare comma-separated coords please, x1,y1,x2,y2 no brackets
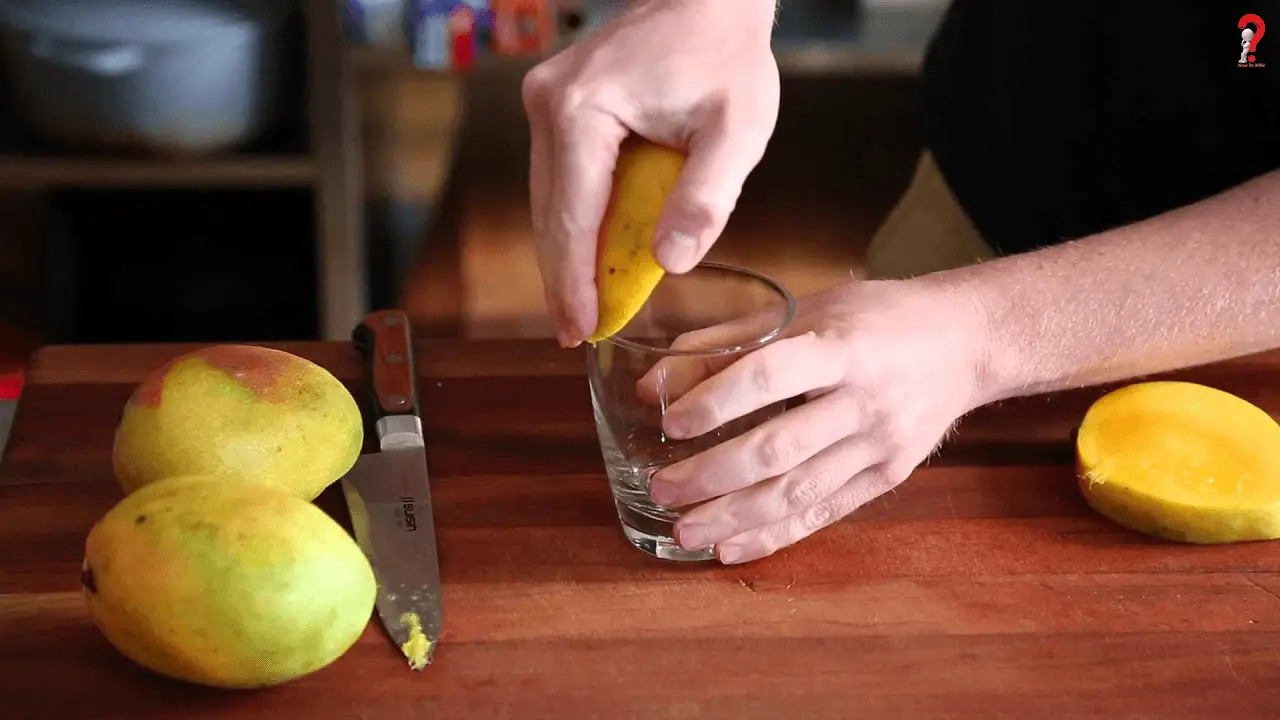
943,168,1280,404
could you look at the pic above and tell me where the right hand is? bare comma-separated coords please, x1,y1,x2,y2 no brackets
521,0,781,347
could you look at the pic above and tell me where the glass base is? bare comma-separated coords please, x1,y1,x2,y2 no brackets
619,520,716,562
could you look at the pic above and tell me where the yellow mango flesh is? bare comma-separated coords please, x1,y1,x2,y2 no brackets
399,611,432,670
1076,381,1280,544
82,474,376,689
112,345,363,500
588,137,688,343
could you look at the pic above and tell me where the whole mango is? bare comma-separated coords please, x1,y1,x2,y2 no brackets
82,474,376,689
112,344,363,500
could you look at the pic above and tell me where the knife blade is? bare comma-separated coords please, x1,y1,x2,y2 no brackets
340,309,442,670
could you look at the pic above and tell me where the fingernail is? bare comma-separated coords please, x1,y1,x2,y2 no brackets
718,544,744,564
677,524,708,549
558,322,586,348
654,231,700,273
649,480,679,506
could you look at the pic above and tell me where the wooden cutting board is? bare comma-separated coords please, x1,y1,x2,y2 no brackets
2,340,1279,718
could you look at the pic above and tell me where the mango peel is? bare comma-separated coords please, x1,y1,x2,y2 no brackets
112,344,363,500
82,474,376,689
588,137,688,343
1076,381,1280,544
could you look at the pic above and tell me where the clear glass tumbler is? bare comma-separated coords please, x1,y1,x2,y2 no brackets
587,261,797,562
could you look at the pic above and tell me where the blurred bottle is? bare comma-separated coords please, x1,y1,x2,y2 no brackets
407,0,493,70
491,0,556,56
448,4,477,69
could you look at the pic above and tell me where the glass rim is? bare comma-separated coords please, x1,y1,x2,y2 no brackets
599,260,797,357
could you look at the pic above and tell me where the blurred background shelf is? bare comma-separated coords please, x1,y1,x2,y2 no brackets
0,0,366,344
0,155,318,189
350,0,949,76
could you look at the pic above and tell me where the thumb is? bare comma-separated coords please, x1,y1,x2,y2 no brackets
651,123,770,273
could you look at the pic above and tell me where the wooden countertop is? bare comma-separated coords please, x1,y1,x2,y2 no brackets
3,340,1280,718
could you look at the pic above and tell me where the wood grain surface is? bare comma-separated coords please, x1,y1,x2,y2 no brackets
2,340,1279,719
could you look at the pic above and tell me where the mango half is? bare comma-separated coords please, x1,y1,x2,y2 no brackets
1076,381,1280,544
589,137,687,343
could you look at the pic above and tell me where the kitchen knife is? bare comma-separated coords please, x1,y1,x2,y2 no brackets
340,309,442,670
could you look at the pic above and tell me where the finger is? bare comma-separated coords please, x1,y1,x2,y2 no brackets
635,354,724,411
635,301,798,407
521,63,555,244
523,63,580,345
670,433,880,551
652,115,773,274
662,331,843,439
521,66,573,345
544,95,630,347
649,389,862,507
714,464,902,565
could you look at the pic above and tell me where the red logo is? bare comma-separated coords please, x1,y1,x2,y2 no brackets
1239,14,1266,66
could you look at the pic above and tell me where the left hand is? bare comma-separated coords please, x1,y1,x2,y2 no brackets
639,277,991,564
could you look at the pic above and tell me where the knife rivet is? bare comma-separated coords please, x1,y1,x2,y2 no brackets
387,353,404,364
388,394,408,407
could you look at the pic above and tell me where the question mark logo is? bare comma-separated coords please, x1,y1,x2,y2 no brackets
1239,14,1265,64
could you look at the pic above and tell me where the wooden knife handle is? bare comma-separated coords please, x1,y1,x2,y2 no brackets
352,309,421,421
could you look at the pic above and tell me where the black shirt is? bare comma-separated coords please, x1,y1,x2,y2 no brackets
920,1,1280,256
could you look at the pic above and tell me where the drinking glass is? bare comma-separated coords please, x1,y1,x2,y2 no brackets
587,261,797,562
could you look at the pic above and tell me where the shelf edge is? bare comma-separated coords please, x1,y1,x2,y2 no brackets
0,156,318,189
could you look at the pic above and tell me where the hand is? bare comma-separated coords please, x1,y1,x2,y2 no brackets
520,0,780,347
639,278,991,564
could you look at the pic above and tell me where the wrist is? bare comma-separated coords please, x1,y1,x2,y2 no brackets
735,0,779,44
922,265,1030,408
906,272,1003,412
746,0,780,27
